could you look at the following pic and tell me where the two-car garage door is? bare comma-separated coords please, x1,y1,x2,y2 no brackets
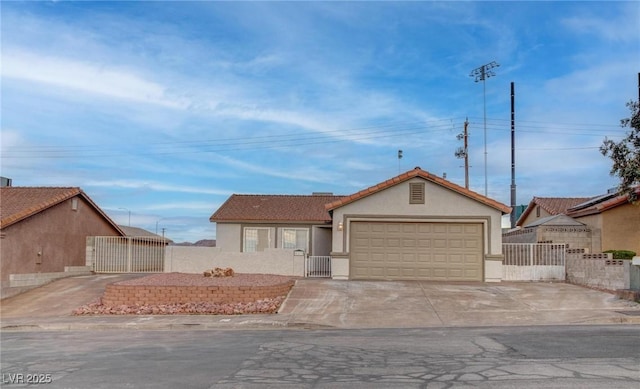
350,222,483,281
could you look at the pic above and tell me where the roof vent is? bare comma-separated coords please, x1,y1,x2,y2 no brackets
312,192,333,196
1,177,12,187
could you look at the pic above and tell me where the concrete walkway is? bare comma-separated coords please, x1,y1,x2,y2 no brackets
1,275,639,331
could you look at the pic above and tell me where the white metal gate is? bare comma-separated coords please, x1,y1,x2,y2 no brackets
502,243,566,281
306,256,331,278
93,236,165,273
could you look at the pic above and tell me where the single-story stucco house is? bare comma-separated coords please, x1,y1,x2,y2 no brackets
211,167,511,282
0,186,124,297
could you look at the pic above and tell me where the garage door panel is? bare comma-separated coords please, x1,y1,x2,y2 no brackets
350,222,483,281
434,239,447,249
417,239,431,248
433,224,448,234
449,239,464,249
433,253,448,263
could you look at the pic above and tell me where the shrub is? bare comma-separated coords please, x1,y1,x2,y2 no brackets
603,250,636,259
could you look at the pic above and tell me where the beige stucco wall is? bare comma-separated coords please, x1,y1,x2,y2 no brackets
215,223,242,252
165,246,304,276
519,205,553,227
0,196,121,283
600,202,640,254
331,178,504,256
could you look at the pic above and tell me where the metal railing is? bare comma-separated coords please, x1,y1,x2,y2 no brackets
93,236,165,273
305,255,332,278
502,243,566,281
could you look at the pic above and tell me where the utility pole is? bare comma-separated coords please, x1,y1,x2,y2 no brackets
397,149,403,174
470,61,499,196
119,207,131,226
510,82,517,229
455,118,470,189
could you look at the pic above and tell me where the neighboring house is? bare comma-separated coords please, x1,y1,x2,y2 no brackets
211,167,511,282
507,188,640,254
0,187,123,291
516,197,593,227
502,214,594,250
566,188,640,254
210,193,343,256
119,225,174,245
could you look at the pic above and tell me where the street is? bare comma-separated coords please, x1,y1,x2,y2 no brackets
1,325,639,388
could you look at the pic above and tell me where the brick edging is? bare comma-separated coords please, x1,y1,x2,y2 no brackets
101,280,295,306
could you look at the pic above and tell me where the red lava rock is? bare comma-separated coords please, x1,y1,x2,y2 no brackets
73,296,287,316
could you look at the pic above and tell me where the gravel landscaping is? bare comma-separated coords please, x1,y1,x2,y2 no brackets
73,272,296,316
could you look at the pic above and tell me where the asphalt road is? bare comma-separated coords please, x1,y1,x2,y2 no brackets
1,325,639,388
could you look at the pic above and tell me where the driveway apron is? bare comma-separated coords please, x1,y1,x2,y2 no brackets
279,279,640,328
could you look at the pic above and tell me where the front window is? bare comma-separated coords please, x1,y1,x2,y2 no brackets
243,227,271,252
281,228,309,252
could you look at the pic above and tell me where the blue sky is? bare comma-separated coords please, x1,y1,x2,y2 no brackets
1,1,638,243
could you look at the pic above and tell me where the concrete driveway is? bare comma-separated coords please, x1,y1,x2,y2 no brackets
1,275,639,330
279,279,640,328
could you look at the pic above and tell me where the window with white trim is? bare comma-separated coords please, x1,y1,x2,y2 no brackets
243,227,271,252
281,228,309,252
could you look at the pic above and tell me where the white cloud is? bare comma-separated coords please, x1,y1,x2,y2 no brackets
84,179,232,196
2,50,188,109
213,154,338,185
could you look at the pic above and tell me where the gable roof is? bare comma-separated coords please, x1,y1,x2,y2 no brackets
566,187,640,218
210,194,345,223
516,196,593,227
523,214,585,228
325,167,511,214
0,186,124,234
119,225,173,243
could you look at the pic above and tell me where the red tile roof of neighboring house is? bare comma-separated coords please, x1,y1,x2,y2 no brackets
516,196,593,226
0,186,124,234
325,167,512,214
210,194,345,223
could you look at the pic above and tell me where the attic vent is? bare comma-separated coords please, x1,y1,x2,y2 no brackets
409,182,425,204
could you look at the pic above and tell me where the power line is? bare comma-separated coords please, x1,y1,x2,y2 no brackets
2,120,460,159
2,116,623,160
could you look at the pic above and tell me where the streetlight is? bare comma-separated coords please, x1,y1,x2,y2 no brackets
470,60,499,196
118,207,131,226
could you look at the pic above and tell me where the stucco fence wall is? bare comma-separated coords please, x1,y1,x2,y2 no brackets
503,226,593,251
164,247,305,277
566,251,630,291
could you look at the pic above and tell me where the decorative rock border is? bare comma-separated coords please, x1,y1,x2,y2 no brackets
101,280,295,307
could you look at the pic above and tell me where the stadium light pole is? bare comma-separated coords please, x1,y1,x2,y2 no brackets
470,61,499,196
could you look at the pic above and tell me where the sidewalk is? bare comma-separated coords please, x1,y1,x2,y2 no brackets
1,275,639,331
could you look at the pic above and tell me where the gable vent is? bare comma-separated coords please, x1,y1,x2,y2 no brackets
409,182,425,204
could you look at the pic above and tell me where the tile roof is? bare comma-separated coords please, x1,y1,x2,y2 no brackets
210,194,345,223
516,196,593,226
119,225,173,243
0,186,123,234
325,167,512,214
